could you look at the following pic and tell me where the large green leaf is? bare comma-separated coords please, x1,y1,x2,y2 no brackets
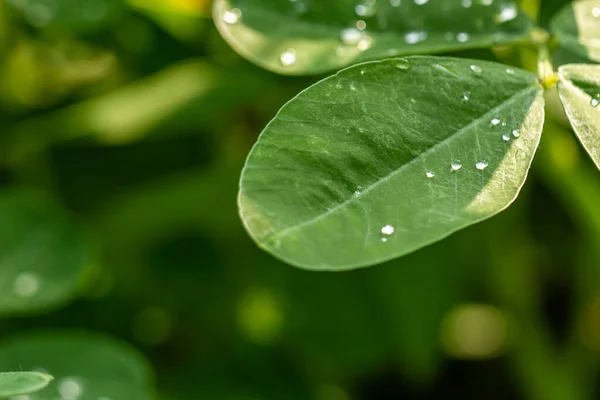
0,372,53,398
557,64,600,169
0,332,154,400
214,0,534,75
551,0,600,64
0,192,88,316
239,56,544,270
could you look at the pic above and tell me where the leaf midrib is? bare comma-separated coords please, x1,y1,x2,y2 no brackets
260,85,540,244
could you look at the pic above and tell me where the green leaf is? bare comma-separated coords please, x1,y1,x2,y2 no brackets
551,0,600,64
557,64,600,169
239,56,545,270
7,0,125,32
214,0,534,75
0,332,154,400
0,372,53,398
0,192,88,316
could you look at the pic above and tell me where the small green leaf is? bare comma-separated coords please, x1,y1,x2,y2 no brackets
214,0,533,75
0,192,88,316
0,372,53,398
0,332,154,400
557,64,600,169
239,56,544,270
551,0,600,63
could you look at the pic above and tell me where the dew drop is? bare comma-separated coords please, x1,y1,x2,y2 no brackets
470,64,482,75
476,161,488,170
491,118,501,125
506,68,515,74
462,91,471,101
222,8,242,24
426,171,435,178
357,36,373,51
495,4,518,23
461,0,472,7
356,20,367,30
456,32,470,43
501,121,507,127
393,58,412,71
58,377,84,399
512,129,520,138
341,28,364,44
414,0,429,4
381,224,395,235
481,0,493,5
405,30,427,44
279,49,296,66
14,272,40,298
355,0,376,17
451,162,462,171
502,134,511,141
360,68,367,75
591,96,600,107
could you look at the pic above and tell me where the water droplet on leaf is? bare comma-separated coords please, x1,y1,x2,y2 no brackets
456,32,470,42
426,171,435,178
14,272,40,297
223,8,242,24
476,161,488,170
451,162,462,171
470,65,483,75
393,58,412,71
512,129,520,138
280,49,296,66
491,118,501,125
381,224,395,235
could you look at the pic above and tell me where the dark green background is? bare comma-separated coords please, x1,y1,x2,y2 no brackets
2,0,600,399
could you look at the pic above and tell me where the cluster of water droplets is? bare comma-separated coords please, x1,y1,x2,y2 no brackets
221,0,523,69
380,224,395,242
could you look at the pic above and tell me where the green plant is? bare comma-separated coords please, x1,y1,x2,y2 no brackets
215,0,600,270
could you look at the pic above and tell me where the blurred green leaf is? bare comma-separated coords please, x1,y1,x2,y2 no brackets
213,0,533,75
6,0,126,32
0,371,53,398
0,191,88,316
128,0,211,41
557,64,600,169
550,0,600,64
5,60,267,162
239,56,544,270
0,332,154,400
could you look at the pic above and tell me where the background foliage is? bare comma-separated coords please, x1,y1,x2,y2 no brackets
1,0,600,399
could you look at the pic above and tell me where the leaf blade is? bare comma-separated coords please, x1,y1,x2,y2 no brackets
557,64,600,169
0,332,154,400
0,372,53,398
0,192,88,316
239,56,544,270
551,0,600,63
214,0,534,75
